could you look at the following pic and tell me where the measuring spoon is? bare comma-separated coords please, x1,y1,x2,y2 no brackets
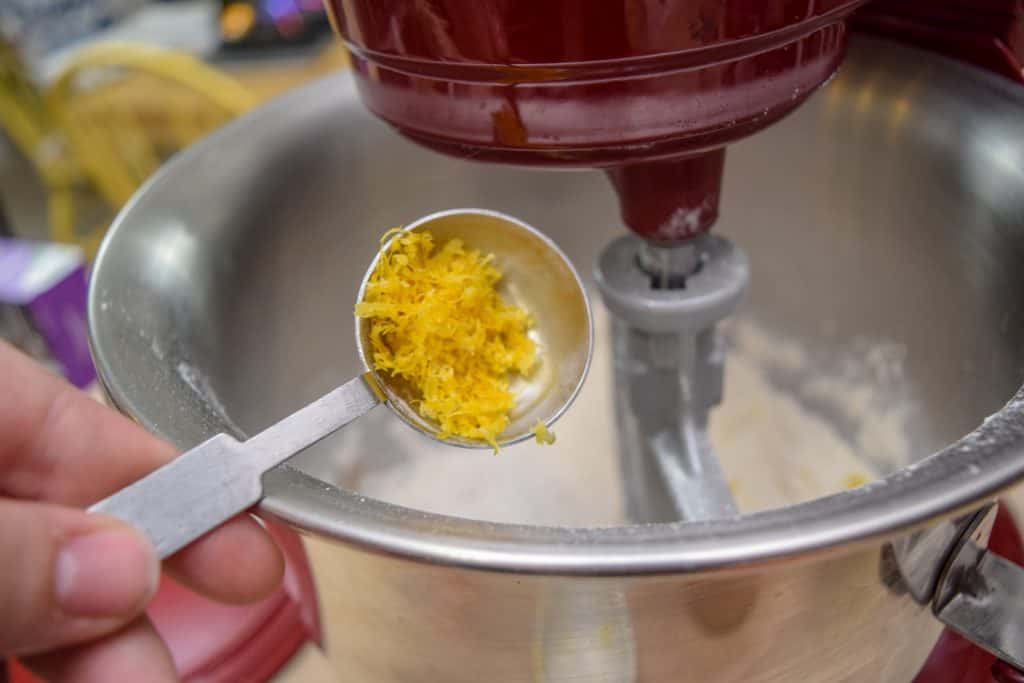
90,208,592,558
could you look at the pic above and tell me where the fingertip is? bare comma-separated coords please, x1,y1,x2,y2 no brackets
55,525,159,618
167,514,285,604
0,502,157,657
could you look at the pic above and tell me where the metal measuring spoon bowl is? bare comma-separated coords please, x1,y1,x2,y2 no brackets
356,208,593,448
89,208,593,558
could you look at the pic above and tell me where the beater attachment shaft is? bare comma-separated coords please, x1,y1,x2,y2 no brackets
596,234,748,522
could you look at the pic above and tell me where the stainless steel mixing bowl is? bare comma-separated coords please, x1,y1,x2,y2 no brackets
89,37,1024,681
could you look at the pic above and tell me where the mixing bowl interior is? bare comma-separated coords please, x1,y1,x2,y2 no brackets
90,37,1024,535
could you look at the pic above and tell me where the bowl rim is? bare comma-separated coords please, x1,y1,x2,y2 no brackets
88,38,1024,576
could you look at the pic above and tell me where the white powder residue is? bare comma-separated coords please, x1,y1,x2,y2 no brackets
176,360,245,437
712,352,876,513
728,321,913,476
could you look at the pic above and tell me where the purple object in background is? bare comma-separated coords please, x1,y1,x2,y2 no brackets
0,238,95,388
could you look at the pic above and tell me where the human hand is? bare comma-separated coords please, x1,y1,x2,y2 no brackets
0,341,284,682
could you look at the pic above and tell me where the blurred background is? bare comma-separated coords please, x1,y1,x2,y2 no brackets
0,0,346,256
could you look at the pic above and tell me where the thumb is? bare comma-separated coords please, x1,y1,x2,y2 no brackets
0,499,159,658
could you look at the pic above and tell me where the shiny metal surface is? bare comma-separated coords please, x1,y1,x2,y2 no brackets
88,37,1024,681
935,503,1024,670
274,463,938,682
355,209,593,448
90,375,380,558
882,513,978,605
636,240,702,288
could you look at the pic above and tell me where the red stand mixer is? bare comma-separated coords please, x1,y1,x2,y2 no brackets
329,0,859,239
328,1,1024,681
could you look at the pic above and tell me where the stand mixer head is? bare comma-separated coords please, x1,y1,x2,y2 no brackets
330,0,865,239
328,0,867,521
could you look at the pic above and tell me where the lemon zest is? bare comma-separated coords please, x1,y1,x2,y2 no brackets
532,419,556,446
355,228,536,450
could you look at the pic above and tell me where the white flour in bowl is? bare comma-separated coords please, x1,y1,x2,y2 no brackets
306,306,901,526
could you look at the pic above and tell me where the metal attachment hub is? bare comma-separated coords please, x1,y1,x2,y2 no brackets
595,234,749,523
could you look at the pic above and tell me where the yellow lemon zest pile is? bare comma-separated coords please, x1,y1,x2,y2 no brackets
355,228,537,450
532,419,556,446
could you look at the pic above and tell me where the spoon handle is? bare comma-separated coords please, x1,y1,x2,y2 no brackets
89,374,382,559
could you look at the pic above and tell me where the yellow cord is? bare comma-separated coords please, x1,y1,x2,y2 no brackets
46,42,257,224
1,41,256,258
